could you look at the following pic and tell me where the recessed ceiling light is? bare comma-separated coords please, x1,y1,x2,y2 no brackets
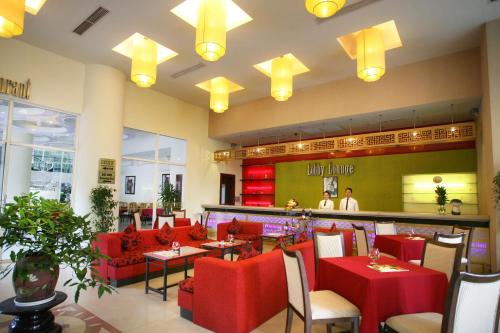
170,0,252,31
112,33,178,64
25,0,47,15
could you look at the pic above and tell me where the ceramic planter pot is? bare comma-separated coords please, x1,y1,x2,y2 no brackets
12,255,59,306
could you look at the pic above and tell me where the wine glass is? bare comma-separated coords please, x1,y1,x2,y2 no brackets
409,228,415,238
228,234,234,243
172,241,180,254
368,247,380,265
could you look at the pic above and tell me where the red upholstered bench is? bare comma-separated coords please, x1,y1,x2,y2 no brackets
178,241,315,333
92,226,216,287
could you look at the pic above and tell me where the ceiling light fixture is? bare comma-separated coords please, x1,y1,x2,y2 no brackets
171,0,252,62
347,118,355,143
113,33,178,88
254,53,309,102
0,0,24,38
450,104,456,133
305,0,345,18
412,109,418,137
25,0,47,15
196,76,244,113
297,130,304,149
337,20,402,83
378,114,382,133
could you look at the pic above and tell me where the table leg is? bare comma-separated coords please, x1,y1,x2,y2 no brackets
292,234,296,245
162,261,167,301
184,257,188,279
260,237,264,254
145,257,150,294
230,248,234,261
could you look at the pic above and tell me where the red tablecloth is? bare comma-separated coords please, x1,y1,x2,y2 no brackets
317,256,448,333
374,235,427,261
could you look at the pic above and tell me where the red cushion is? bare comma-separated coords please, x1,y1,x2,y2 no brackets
179,277,195,293
189,221,208,241
227,218,241,235
329,223,337,232
237,242,260,261
120,224,143,251
155,223,177,245
297,231,308,243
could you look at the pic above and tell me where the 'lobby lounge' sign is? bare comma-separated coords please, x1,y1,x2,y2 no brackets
0,76,31,99
307,162,355,176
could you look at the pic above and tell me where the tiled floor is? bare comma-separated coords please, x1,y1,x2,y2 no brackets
0,244,350,333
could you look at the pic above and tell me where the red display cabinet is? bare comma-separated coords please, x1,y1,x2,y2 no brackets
241,165,275,207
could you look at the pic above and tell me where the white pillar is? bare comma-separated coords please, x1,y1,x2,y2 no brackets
73,65,125,227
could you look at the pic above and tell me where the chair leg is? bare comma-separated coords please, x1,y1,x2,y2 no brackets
285,306,293,333
304,320,312,333
351,317,359,333
326,323,334,333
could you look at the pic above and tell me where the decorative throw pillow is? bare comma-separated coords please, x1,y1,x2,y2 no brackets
237,242,260,261
273,237,288,251
121,224,142,251
297,231,308,243
329,223,337,232
155,223,176,246
227,217,241,235
189,221,208,240
179,277,195,293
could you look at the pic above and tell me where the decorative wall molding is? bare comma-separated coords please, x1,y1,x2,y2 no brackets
214,122,476,161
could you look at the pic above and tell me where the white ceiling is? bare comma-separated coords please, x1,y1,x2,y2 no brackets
16,0,500,111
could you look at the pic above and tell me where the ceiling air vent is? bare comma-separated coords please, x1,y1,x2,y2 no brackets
73,7,110,35
170,63,206,79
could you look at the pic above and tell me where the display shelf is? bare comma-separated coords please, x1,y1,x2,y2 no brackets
241,178,276,181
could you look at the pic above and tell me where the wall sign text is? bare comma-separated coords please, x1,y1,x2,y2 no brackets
307,162,355,176
0,77,31,100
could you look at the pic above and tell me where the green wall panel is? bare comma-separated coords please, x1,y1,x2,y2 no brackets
275,149,477,212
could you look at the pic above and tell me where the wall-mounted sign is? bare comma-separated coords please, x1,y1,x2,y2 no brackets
98,158,116,184
0,77,31,99
307,162,354,176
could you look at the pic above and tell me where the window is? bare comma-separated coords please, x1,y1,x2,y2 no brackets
120,128,187,229
1,101,77,205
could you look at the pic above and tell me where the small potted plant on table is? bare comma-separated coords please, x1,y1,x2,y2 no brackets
435,185,448,214
0,193,112,305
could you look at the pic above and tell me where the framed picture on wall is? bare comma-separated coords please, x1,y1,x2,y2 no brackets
125,176,136,194
323,176,338,198
162,173,170,189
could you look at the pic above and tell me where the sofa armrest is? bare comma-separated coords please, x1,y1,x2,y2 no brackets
93,233,122,258
193,257,248,333
216,222,230,241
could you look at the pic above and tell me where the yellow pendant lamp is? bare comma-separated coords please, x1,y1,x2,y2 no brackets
356,27,385,82
305,0,346,18
271,56,293,102
196,0,227,62
0,0,24,38
210,77,229,113
131,37,158,88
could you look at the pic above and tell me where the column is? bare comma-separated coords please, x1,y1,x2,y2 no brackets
479,19,500,271
73,64,125,230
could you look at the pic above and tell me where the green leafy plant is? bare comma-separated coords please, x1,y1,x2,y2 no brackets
494,171,500,207
0,193,113,302
90,185,118,233
435,185,448,206
158,183,181,214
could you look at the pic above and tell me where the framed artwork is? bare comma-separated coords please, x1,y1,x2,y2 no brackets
162,173,170,189
125,176,136,194
323,176,338,198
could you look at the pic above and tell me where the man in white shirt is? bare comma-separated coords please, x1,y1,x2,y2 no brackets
339,187,359,211
318,191,334,211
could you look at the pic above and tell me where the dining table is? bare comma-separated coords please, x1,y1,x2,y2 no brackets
373,234,428,261
317,256,448,333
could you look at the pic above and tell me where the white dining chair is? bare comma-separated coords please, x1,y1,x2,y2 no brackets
313,232,345,273
374,221,397,235
133,212,142,231
385,271,500,333
409,233,464,266
452,225,474,272
352,224,369,256
282,248,360,333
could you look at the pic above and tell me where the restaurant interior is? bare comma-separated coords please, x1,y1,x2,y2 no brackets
0,0,499,333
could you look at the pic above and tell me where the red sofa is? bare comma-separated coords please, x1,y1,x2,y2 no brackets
93,226,215,287
217,221,263,249
178,241,315,333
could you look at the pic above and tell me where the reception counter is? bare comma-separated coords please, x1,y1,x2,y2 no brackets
202,204,491,271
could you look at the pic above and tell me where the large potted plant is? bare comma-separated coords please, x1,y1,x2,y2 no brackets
0,193,112,305
158,183,181,214
435,185,448,214
90,185,118,233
